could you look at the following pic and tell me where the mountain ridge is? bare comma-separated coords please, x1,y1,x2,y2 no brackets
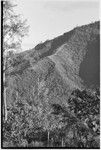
6,21,100,108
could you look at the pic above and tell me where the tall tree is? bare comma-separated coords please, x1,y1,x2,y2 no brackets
3,0,29,121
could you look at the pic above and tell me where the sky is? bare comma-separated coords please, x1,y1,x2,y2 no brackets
14,0,100,51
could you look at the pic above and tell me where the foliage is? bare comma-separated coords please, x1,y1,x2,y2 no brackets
68,88,100,148
3,87,100,148
3,0,29,75
3,97,42,147
3,0,29,54
3,0,29,123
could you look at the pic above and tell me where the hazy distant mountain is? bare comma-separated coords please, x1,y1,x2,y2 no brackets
6,21,100,107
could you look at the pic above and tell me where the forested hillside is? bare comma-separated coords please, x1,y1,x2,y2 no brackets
3,21,100,148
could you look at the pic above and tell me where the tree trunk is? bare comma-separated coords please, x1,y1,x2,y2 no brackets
4,88,7,121
48,131,50,146
62,137,64,147
3,56,7,121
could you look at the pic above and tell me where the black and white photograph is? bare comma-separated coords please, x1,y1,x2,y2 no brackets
1,0,100,148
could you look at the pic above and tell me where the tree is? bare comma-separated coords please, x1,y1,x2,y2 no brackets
3,0,29,54
3,0,29,121
68,88,100,148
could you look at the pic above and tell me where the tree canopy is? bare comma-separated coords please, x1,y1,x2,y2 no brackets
3,0,29,54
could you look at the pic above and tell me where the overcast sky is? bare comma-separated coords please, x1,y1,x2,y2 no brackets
14,0,100,51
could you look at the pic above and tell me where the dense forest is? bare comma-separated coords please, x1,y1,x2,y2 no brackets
3,88,100,148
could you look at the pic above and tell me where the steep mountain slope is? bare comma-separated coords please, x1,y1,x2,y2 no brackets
5,21,100,108
48,22,100,88
79,35,100,87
